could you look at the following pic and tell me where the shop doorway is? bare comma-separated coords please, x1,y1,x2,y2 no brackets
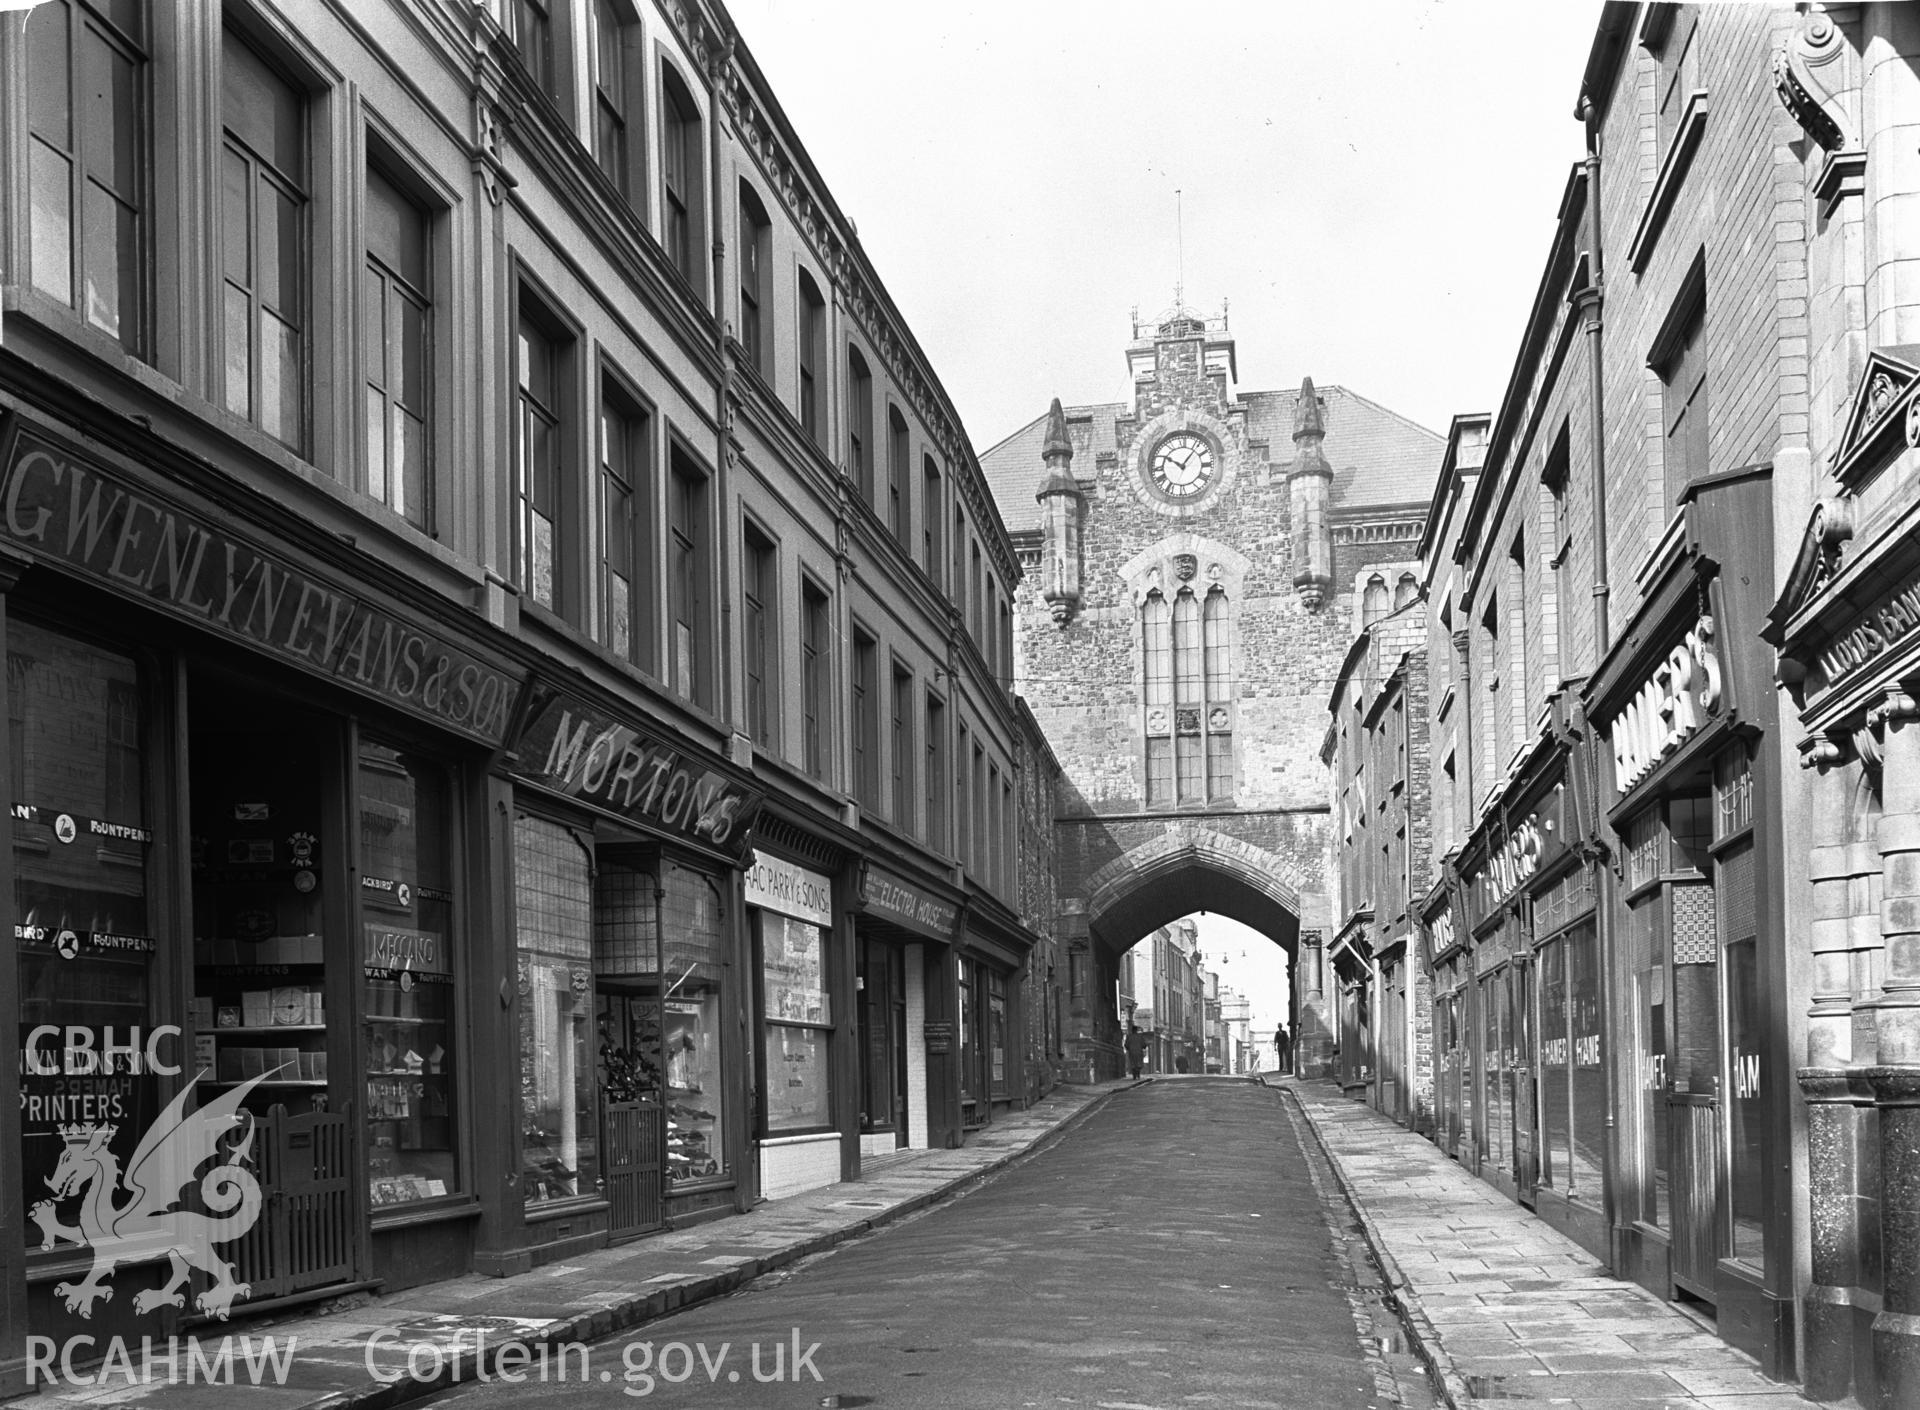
597,990,666,1241
859,939,908,1147
1667,879,1724,1301
187,676,360,1302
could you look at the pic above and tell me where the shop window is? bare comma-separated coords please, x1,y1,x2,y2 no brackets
222,29,309,449
590,0,639,200
738,181,771,377
600,373,652,670
800,578,828,779
668,448,713,707
797,270,825,447
1713,742,1752,840
761,909,831,1134
847,347,874,505
989,970,1008,1100
742,524,776,748
27,0,149,356
360,739,458,1206
13,623,161,1252
1483,968,1508,1170
363,164,431,530
1633,896,1668,1228
658,63,704,293
660,863,726,1183
513,816,599,1204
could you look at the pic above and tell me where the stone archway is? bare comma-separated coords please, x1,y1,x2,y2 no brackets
1068,825,1333,1079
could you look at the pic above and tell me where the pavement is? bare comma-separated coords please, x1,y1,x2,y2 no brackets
10,1074,1815,1410
1284,1078,1814,1410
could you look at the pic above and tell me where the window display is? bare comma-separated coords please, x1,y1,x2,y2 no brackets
1540,941,1567,1186
361,740,458,1205
662,863,725,1184
13,623,160,1251
762,912,831,1133
515,815,599,1203
1567,922,1604,1196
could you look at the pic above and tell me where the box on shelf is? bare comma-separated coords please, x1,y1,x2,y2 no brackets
216,1006,242,1029
237,1047,267,1080
189,996,214,1029
267,1046,299,1076
299,1050,328,1081
269,987,307,1025
241,991,273,1027
193,1033,217,1073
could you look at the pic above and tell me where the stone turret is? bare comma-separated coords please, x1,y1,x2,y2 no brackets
1287,377,1334,609
1035,398,1084,625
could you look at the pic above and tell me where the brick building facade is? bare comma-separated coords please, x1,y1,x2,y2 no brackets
1398,5,1920,1402
983,308,1440,1080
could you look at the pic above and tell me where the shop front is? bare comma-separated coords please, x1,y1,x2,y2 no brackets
1585,465,1793,1374
0,414,527,1377
494,682,764,1267
743,844,848,1200
1767,352,1920,1406
853,861,959,1153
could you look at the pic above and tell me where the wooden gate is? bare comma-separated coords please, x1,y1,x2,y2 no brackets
602,1097,664,1240
219,1104,355,1303
1668,1090,1724,1298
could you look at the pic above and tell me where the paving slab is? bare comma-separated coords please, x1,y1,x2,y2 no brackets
1284,1080,1800,1410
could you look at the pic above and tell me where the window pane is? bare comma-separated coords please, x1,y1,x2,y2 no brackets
1726,930,1764,1263
360,740,459,1204
81,183,126,339
224,284,251,418
365,386,387,504
1541,940,1570,1190
85,35,138,200
396,409,426,527
398,296,426,411
513,817,598,1203
29,142,74,306
531,510,555,609
224,34,302,179
222,147,250,286
27,5,70,147
366,168,426,290
609,574,631,661
261,185,300,317
261,309,300,445
1569,921,1604,1196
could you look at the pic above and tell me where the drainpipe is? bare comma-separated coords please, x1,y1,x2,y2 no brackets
705,19,737,731
1574,94,1620,1247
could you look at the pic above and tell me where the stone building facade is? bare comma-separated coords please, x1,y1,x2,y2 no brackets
984,308,1441,1079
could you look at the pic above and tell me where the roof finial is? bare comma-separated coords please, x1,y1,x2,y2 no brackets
1293,376,1325,441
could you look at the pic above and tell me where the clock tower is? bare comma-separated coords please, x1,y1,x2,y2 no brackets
982,301,1441,1081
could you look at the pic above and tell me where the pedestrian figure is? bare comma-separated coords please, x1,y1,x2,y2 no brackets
1274,1024,1291,1074
1175,1053,1190,1074
1123,1024,1147,1080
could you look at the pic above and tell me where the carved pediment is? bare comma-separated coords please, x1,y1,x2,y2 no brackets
1769,496,1855,640
1832,346,1920,489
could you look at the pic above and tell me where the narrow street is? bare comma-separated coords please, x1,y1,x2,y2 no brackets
434,1079,1418,1410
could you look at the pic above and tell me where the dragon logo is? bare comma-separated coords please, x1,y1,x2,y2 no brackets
29,1070,274,1320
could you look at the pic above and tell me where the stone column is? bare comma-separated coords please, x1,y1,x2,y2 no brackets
1861,1,1920,347
1296,930,1334,1078
1801,747,1867,1402
1870,690,1920,1402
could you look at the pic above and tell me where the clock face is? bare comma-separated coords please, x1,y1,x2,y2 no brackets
1150,432,1215,498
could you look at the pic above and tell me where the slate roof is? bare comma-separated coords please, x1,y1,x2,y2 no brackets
980,384,1443,535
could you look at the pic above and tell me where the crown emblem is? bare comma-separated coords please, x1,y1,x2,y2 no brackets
59,1122,112,1146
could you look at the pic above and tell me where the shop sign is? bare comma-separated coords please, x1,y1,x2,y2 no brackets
512,686,763,861
1811,576,1920,695
923,1020,954,1054
1606,616,1723,797
362,924,451,977
0,428,522,745
859,863,958,940
744,850,833,925
1428,908,1455,953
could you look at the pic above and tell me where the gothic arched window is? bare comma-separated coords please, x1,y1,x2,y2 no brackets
1362,574,1388,626
1394,572,1418,610
1143,584,1233,807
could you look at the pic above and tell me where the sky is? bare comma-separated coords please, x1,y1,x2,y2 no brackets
730,2,1605,1025
731,0,1606,448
